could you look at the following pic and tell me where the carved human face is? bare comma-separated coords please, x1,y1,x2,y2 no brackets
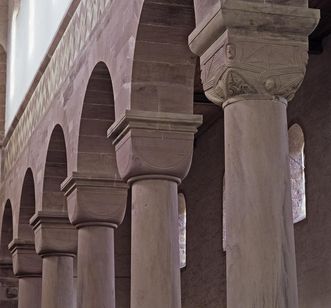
226,44,236,60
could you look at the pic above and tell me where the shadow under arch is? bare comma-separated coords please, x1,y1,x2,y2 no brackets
131,0,196,113
0,200,18,306
1,201,14,264
18,169,36,241
43,124,68,212
77,61,119,177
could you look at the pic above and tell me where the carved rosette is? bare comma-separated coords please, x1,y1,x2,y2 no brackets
189,0,320,107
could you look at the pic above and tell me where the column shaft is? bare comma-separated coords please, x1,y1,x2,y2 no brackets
77,226,115,308
41,256,74,308
224,98,298,307
18,277,41,308
131,179,181,308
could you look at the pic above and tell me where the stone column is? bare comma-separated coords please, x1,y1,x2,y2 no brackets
30,211,77,308
108,110,202,308
189,2,319,307
8,239,42,308
61,173,128,308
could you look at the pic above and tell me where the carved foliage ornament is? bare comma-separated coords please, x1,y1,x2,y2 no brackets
200,34,308,107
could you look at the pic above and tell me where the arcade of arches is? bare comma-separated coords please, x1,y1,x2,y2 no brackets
2,0,331,307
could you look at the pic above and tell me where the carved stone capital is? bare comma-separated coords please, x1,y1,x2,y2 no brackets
107,110,202,182
189,0,320,106
8,239,42,278
61,172,129,228
29,211,77,257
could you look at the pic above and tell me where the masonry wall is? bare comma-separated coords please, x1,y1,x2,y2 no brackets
288,35,331,308
181,110,226,308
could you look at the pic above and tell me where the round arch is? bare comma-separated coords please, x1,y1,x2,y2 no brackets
77,61,119,177
0,200,18,306
0,200,14,262
131,0,196,113
18,168,36,240
42,124,68,212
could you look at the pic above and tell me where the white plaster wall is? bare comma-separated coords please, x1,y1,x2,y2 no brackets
6,0,73,131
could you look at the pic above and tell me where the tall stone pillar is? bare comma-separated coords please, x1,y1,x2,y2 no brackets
30,211,77,308
61,173,128,308
189,2,319,307
8,239,42,308
108,110,202,308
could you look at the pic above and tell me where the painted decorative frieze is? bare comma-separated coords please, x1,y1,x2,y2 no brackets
3,0,112,175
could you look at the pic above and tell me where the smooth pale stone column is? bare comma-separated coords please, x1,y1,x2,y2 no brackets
42,255,74,308
189,2,319,307
30,212,77,308
77,226,115,308
61,174,128,308
131,178,181,308
108,110,202,308
9,239,42,308
18,278,41,308
224,96,298,308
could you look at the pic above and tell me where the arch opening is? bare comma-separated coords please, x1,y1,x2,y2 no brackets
0,201,13,263
18,169,35,240
43,125,68,212
131,0,196,114
77,62,118,177
0,201,18,307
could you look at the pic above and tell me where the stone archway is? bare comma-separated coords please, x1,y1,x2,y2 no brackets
130,0,196,113
61,61,129,308
78,61,130,307
0,200,18,308
42,124,68,212
77,62,119,177
17,169,35,240
30,124,77,308
8,169,42,308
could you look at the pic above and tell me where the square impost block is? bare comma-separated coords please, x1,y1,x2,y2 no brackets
29,211,77,257
8,239,42,277
61,172,129,228
107,110,202,182
188,0,320,107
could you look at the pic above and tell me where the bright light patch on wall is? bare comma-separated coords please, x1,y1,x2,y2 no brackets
178,193,187,269
28,0,35,57
9,11,18,100
289,123,306,223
